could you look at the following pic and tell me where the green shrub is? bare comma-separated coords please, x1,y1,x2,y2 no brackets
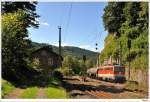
53,70,63,80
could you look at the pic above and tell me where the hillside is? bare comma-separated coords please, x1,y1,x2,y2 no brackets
30,41,99,64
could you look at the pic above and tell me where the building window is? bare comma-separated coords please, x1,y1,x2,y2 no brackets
33,58,40,66
48,58,53,66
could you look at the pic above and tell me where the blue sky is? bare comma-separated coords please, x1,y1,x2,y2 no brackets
28,2,108,52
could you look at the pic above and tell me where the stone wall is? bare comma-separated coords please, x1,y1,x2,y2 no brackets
125,68,148,90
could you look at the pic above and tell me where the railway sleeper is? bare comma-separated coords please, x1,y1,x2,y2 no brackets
96,90,112,97
94,91,111,99
90,90,111,99
86,90,100,99
95,90,112,98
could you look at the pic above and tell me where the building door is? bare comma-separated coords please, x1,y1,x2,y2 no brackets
40,50,48,74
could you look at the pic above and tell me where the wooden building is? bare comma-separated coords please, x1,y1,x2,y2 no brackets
31,46,62,77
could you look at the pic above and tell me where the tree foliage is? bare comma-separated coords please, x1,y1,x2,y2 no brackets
2,10,32,81
100,2,148,70
2,2,39,83
103,2,125,36
2,1,39,28
60,55,93,76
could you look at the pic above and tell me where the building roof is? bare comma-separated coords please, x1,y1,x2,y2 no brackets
31,46,63,60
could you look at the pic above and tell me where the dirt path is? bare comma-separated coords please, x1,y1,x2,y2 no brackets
36,88,47,99
4,88,25,99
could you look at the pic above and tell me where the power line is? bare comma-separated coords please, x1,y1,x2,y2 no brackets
82,11,102,50
59,3,66,26
63,3,72,42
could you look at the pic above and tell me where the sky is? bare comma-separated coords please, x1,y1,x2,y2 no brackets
28,2,108,52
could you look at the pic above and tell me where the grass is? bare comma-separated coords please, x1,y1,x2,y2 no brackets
47,87,68,99
46,76,68,99
2,79,15,98
2,76,67,99
20,87,38,98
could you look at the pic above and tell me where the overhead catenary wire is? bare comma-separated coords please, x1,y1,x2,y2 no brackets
60,3,102,53
63,3,72,42
81,10,102,52
59,3,66,27
82,23,101,52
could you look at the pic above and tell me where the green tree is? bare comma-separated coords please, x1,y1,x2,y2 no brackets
61,55,91,76
2,10,31,81
101,2,148,66
103,2,125,36
85,60,93,69
2,2,39,28
78,60,87,75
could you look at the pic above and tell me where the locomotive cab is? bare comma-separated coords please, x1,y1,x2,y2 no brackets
113,65,126,82
97,65,126,82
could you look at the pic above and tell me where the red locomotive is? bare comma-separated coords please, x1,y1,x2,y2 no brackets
97,65,126,82
87,65,126,82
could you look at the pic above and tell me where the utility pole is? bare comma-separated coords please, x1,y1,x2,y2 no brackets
58,26,62,66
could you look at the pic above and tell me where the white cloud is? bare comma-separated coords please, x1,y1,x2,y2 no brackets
40,22,49,26
34,18,49,26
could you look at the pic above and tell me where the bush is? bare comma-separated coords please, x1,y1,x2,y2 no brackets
53,70,63,80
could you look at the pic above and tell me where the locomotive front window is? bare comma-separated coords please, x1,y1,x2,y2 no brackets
114,67,125,72
104,67,113,70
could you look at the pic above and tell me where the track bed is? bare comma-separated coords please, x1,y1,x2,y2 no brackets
62,76,148,99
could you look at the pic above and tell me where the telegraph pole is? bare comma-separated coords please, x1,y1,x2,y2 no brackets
58,26,62,66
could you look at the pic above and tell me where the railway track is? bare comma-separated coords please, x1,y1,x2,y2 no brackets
86,90,112,99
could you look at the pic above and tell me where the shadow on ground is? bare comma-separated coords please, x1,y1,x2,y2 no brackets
61,78,134,95
9,77,62,89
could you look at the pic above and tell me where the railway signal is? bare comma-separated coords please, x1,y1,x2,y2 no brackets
83,55,86,63
128,38,131,80
128,39,131,49
119,41,122,65
95,43,99,67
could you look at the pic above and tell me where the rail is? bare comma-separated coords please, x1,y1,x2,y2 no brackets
86,90,112,99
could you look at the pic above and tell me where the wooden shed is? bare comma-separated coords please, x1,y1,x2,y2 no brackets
31,46,62,76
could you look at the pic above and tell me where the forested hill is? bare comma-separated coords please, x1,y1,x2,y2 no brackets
30,41,99,63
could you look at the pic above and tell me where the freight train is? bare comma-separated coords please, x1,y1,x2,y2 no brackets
87,65,126,82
